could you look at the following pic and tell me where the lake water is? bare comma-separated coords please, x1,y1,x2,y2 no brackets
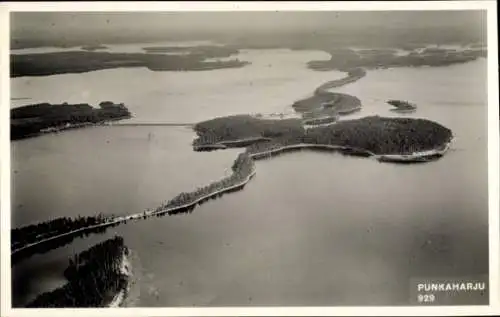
10,47,488,306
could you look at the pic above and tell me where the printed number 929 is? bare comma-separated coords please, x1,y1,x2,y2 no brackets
417,294,436,303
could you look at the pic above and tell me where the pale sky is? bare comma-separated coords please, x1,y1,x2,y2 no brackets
11,11,486,38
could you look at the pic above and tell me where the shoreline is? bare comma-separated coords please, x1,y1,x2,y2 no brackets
247,140,452,162
376,141,452,162
108,250,131,307
194,136,272,150
248,143,375,160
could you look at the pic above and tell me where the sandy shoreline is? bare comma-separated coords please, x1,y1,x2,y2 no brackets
108,249,131,307
247,140,453,162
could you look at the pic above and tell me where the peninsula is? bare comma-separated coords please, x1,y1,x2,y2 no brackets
293,69,366,119
11,101,132,140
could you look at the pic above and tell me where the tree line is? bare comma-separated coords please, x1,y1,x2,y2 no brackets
27,236,129,308
304,116,452,155
162,153,254,210
11,102,131,140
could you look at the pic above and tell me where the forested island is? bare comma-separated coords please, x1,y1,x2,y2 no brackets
193,115,304,150
11,102,132,140
10,43,486,79
193,115,453,160
26,236,130,307
303,116,452,157
11,50,249,77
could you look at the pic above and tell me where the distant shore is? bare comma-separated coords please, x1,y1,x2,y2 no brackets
306,46,486,71
10,41,486,78
11,49,249,77
199,138,453,163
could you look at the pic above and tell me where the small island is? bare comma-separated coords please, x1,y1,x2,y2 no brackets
26,236,130,308
387,99,417,113
11,101,132,140
193,115,453,161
